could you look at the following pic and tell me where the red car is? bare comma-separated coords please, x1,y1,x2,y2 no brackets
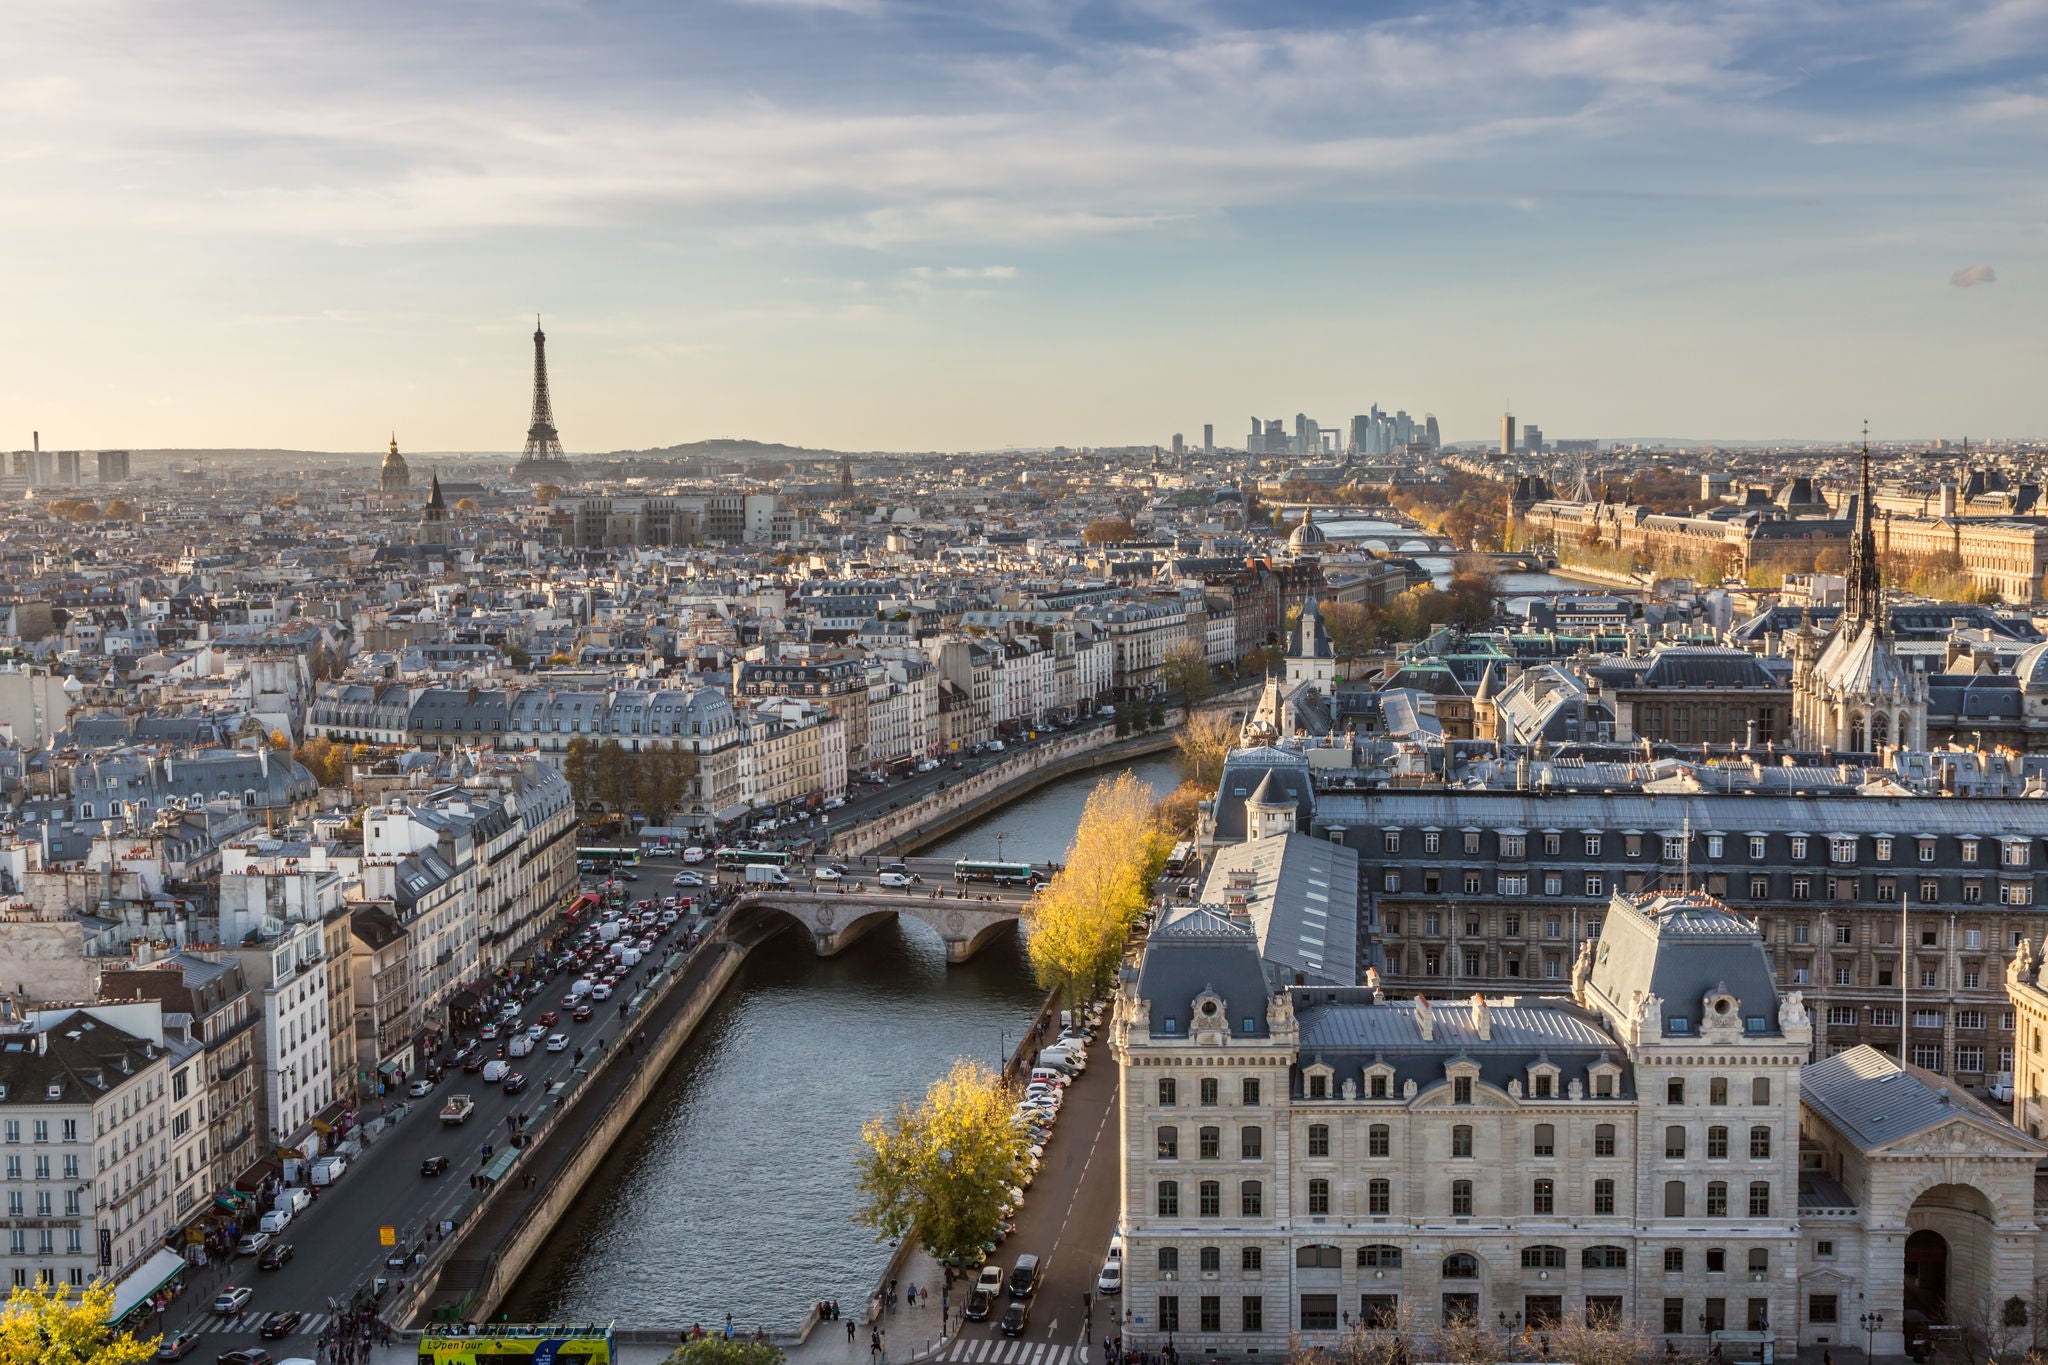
538,1010,559,1026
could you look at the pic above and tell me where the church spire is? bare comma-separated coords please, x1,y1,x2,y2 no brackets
1846,423,1883,633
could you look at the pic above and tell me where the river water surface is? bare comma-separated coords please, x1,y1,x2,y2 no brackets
503,753,1180,1328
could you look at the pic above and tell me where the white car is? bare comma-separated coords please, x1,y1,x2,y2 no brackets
975,1264,1005,1296
545,1033,570,1052
915,759,939,772
407,1077,434,1097
814,866,842,881
878,871,913,888
591,983,613,1001
1098,1261,1122,1295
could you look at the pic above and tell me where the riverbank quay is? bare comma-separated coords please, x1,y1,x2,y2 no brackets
842,729,1178,859
408,921,754,1326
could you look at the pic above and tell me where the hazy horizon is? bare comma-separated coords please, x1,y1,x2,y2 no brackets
4,1,2040,452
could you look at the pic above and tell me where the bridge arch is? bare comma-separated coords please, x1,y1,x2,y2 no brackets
726,890,1023,964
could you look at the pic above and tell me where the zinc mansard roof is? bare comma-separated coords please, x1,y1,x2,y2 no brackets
1289,993,1632,1099
1135,908,1275,1041
1587,890,1783,1038
1310,789,2048,839
1802,1044,2045,1155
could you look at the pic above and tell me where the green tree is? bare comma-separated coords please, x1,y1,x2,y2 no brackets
662,1338,785,1365
0,1280,157,1365
854,1059,1029,1268
505,644,532,668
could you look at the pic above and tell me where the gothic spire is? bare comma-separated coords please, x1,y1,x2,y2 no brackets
1846,423,1883,633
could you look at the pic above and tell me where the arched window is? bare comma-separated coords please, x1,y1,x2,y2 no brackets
1359,1245,1402,1268
1583,1246,1628,1270
1442,1253,1480,1279
1871,712,1890,746
1851,712,1867,751
1521,1246,1566,1269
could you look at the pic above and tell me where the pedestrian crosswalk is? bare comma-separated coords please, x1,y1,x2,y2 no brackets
190,1310,342,1336
937,1340,1080,1365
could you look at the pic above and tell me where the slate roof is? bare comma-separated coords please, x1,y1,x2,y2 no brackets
1135,909,1274,1040
1586,889,1784,1038
1197,831,1359,986
1288,993,1633,1099
1801,1043,2040,1153
1632,647,1780,690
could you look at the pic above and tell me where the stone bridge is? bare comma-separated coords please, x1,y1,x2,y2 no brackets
729,887,1025,964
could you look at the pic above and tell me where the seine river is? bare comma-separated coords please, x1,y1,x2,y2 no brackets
502,753,1181,1328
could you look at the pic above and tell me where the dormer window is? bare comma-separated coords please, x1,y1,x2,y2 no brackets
1526,1058,1561,1099
1364,1062,1395,1099
1453,1076,1473,1104
1303,1061,1335,1100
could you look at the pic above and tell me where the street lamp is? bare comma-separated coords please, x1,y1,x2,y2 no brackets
1861,1311,1885,1360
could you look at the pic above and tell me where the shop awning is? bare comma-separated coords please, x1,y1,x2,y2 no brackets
108,1247,188,1324
377,1059,401,1076
310,1118,334,1136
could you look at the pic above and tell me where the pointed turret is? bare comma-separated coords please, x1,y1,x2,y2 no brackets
423,471,447,524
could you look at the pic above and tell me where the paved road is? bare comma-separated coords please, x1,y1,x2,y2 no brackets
927,1034,1123,1365
161,912,689,1357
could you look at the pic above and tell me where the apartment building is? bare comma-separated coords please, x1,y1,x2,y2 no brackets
0,1005,173,1289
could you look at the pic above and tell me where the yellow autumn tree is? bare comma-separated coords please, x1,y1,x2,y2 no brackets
854,1059,1029,1267
1024,771,1171,1009
0,1280,157,1365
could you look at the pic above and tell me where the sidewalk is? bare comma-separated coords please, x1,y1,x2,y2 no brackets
784,1244,954,1365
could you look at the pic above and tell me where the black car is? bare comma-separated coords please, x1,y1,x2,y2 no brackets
257,1311,302,1339
217,1352,272,1365
964,1289,994,1322
256,1241,293,1270
502,1071,529,1095
999,1302,1030,1337
1008,1253,1040,1299
421,1155,451,1177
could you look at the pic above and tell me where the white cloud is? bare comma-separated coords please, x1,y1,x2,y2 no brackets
1951,263,1997,286
0,0,2039,253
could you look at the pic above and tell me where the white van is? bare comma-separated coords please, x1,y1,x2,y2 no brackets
1029,1068,1070,1088
258,1208,293,1235
481,1059,510,1083
507,1034,534,1058
274,1187,312,1216
310,1154,347,1186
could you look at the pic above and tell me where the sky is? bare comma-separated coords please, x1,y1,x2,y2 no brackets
1,0,2042,453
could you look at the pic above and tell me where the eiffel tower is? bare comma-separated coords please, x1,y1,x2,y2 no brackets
510,315,571,483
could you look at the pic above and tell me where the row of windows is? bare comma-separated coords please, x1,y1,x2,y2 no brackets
1161,1177,1776,1219
1156,1078,1262,1106
1381,868,2037,905
0,1121,79,1144
1379,829,2028,866
1300,1122,1619,1159
1662,1126,1773,1159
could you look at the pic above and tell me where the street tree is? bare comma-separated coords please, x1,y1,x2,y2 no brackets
1175,709,1235,793
1158,640,1213,706
0,1281,157,1365
1082,519,1135,544
854,1059,1029,1268
1024,772,1171,1008
1320,600,1380,659
663,1338,786,1365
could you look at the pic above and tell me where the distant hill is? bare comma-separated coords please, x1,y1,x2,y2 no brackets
610,438,838,462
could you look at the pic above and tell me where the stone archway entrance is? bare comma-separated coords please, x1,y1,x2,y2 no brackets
1903,1229,1948,1322
1906,1183,1998,1329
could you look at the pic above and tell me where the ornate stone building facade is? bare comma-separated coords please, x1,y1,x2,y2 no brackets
1115,889,2048,1360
